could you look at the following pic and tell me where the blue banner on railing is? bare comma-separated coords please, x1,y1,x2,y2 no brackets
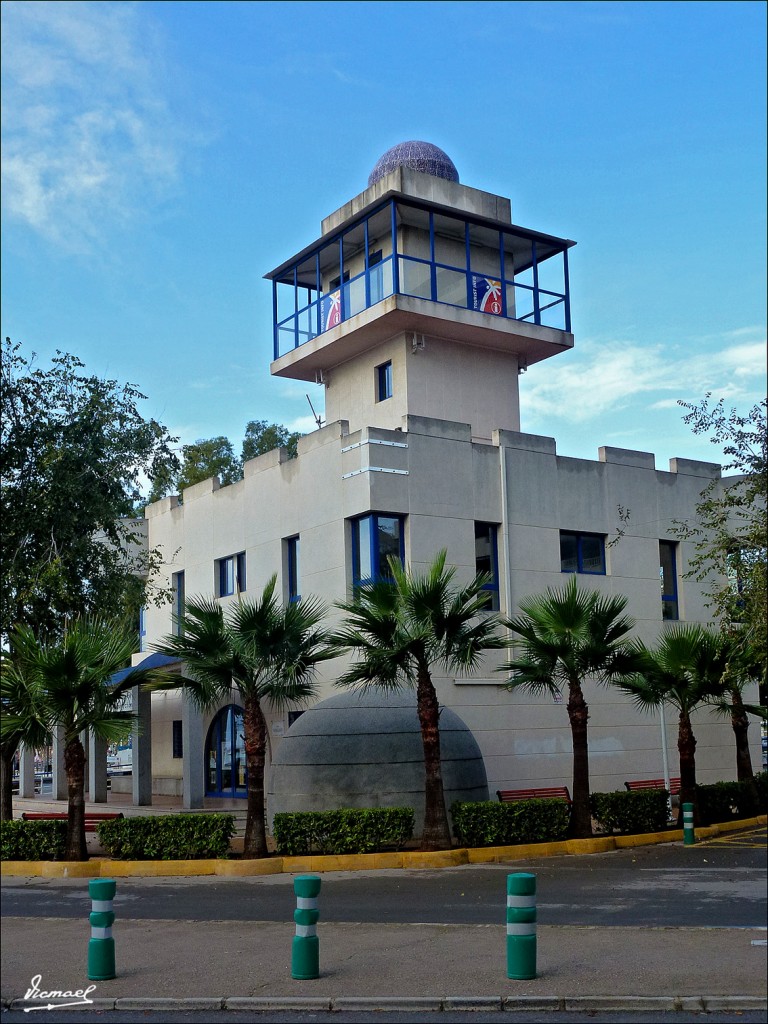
471,275,502,315
320,290,341,331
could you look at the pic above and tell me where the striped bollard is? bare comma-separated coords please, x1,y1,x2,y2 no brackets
507,872,536,980
683,802,695,846
87,878,116,980
292,875,321,980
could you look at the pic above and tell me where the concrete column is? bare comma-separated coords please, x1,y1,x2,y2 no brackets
88,733,109,803
182,691,205,810
132,685,152,806
19,745,36,798
52,727,68,800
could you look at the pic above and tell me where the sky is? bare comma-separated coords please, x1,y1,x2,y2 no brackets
2,0,766,473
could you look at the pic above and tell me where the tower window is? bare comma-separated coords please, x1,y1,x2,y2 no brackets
376,361,393,402
285,536,301,603
474,522,500,611
659,540,679,620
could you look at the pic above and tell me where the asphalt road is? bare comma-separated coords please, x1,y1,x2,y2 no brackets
2,828,766,929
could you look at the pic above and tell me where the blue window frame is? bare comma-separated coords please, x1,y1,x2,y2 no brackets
218,552,246,597
376,361,393,402
560,531,606,575
351,513,405,587
286,536,300,603
172,720,183,759
138,606,146,652
659,540,679,620
172,571,185,636
205,705,247,798
474,522,500,611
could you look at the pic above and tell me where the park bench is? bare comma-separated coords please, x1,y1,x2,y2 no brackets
21,811,124,832
625,777,681,795
497,786,572,806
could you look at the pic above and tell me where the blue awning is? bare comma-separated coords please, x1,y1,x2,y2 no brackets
109,652,181,686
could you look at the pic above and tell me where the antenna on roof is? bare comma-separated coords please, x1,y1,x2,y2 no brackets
306,394,324,430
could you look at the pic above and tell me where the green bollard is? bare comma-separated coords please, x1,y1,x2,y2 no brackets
507,872,536,980
292,875,321,980
87,878,116,981
683,802,695,846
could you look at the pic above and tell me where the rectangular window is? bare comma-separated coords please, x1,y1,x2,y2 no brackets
351,513,405,587
286,536,300,603
560,531,606,575
172,571,185,636
138,606,146,652
172,720,183,759
659,540,679,620
474,522,500,611
376,360,393,402
217,553,246,597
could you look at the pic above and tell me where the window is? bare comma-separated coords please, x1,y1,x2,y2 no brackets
351,513,405,587
172,720,183,759
172,571,185,636
205,705,247,798
474,522,500,611
138,606,146,652
659,540,679,620
217,552,246,597
376,360,393,402
286,536,300,603
560,532,606,575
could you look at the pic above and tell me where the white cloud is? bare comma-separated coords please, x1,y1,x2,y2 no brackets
1,0,195,250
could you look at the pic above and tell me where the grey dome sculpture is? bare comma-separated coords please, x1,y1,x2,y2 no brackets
268,689,488,837
368,141,460,187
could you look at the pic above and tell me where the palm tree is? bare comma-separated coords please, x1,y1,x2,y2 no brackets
331,551,506,851
617,625,732,824
500,577,638,839
0,651,49,822
0,619,163,859
705,632,766,788
156,576,331,859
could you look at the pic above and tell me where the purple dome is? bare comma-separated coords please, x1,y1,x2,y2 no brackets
368,141,460,187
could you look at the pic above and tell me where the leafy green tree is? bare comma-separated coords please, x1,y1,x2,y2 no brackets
242,419,302,462
156,578,332,858
332,551,506,851
676,396,767,686
0,619,167,856
176,436,240,492
617,626,732,824
1,337,180,646
501,577,639,839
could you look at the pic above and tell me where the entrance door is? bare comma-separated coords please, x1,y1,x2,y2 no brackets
205,705,247,798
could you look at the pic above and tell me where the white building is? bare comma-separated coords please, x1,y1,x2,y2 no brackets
66,142,760,812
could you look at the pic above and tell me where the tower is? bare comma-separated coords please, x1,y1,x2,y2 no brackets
267,141,575,443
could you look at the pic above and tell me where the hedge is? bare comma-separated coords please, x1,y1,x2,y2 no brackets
696,775,767,825
96,814,235,860
590,789,670,835
1,819,68,861
272,807,414,855
450,799,570,847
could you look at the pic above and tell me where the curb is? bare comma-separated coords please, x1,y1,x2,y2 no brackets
5,994,767,1013
2,815,765,879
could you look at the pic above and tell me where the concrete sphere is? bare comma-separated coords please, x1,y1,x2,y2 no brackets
368,141,460,187
268,689,488,837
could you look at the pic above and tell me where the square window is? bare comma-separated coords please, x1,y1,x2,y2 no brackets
560,532,606,575
376,361,393,402
352,513,404,587
218,553,246,597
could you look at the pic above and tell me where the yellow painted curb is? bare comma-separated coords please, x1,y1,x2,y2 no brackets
694,825,719,840
107,859,218,877
566,837,616,855
372,852,405,869
467,840,570,863
715,815,764,833
215,858,285,876
402,848,470,868
614,830,681,848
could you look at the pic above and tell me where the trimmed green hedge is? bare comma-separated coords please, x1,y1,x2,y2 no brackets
96,814,235,860
590,789,670,835
1,819,68,861
272,807,414,855
696,776,766,825
754,771,767,809
450,799,570,847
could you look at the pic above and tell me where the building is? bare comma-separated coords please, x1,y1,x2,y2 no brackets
21,142,758,813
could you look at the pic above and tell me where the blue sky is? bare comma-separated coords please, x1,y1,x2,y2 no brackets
2,0,766,472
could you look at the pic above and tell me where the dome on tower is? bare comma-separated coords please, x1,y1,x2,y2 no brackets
368,141,460,187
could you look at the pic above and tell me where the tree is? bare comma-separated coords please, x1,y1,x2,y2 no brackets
1,337,180,646
0,654,48,822
0,619,167,856
617,625,732,824
156,578,332,858
242,419,302,462
331,551,506,851
501,577,638,839
676,396,767,685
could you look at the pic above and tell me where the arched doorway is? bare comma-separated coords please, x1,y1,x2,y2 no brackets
205,705,247,798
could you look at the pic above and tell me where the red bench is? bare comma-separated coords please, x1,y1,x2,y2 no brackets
497,787,572,806
21,811,124,832
625,778,681,795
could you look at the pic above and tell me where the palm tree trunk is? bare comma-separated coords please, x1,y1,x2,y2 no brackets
64,737,88,861
677,710,698,826
0,743,16,821
416,668,452,851
567,679,593,838
730,690,754,781
242,695,268,858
